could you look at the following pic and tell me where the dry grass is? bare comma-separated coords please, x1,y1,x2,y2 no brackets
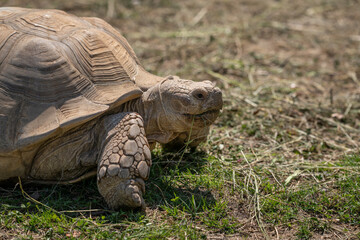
1,0,360,239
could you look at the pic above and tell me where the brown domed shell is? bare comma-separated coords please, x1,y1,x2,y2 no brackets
0,7,143,151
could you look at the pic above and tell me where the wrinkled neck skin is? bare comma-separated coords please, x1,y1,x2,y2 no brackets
120,77,223,147
121,93,177,145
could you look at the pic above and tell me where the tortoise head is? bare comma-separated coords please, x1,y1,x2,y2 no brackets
142,76,222,144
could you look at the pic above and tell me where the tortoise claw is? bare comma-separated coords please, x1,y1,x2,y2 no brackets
98,178,145,210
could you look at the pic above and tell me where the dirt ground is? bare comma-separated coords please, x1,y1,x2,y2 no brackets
1,0,360,239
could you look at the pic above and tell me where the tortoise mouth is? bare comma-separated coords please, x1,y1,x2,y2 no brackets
183,109,220,123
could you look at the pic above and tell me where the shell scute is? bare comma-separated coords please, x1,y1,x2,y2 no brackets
64,28,138,84
8,8,87,39
0,8,143,151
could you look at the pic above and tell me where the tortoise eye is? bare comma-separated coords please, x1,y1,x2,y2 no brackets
196,93,204,99
192,89,208,100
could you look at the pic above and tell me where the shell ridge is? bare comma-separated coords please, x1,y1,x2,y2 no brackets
0,31,24,73
82,17,140,65
0,7,143,151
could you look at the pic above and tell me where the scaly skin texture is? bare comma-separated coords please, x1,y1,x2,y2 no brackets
95,77,222,209
0,8,223,210
162,127,210,152
25,76,222,209
139,76,223,147
97,112,151,209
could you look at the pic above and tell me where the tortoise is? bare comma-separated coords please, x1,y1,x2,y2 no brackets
0,7,223,209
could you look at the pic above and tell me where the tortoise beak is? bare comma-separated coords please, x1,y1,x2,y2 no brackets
191,81,223,112
185,82,223,124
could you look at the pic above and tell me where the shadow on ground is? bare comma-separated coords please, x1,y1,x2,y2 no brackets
0,150,215,223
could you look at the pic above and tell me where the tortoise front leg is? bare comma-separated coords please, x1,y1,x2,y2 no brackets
97,112,151,210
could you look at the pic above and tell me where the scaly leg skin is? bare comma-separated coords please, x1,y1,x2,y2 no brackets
97,112,151,210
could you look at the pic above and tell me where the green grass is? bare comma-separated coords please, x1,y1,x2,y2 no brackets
2,152,360,238
260,155,360,239
0,150,243,239
2,0,360,238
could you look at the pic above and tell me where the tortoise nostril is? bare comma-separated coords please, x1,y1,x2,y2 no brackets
214,87,222,95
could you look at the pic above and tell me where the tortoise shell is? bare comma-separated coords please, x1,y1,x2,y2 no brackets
0,7,155,152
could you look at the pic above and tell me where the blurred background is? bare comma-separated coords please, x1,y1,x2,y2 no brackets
3,0,356,155
1,0,358,111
